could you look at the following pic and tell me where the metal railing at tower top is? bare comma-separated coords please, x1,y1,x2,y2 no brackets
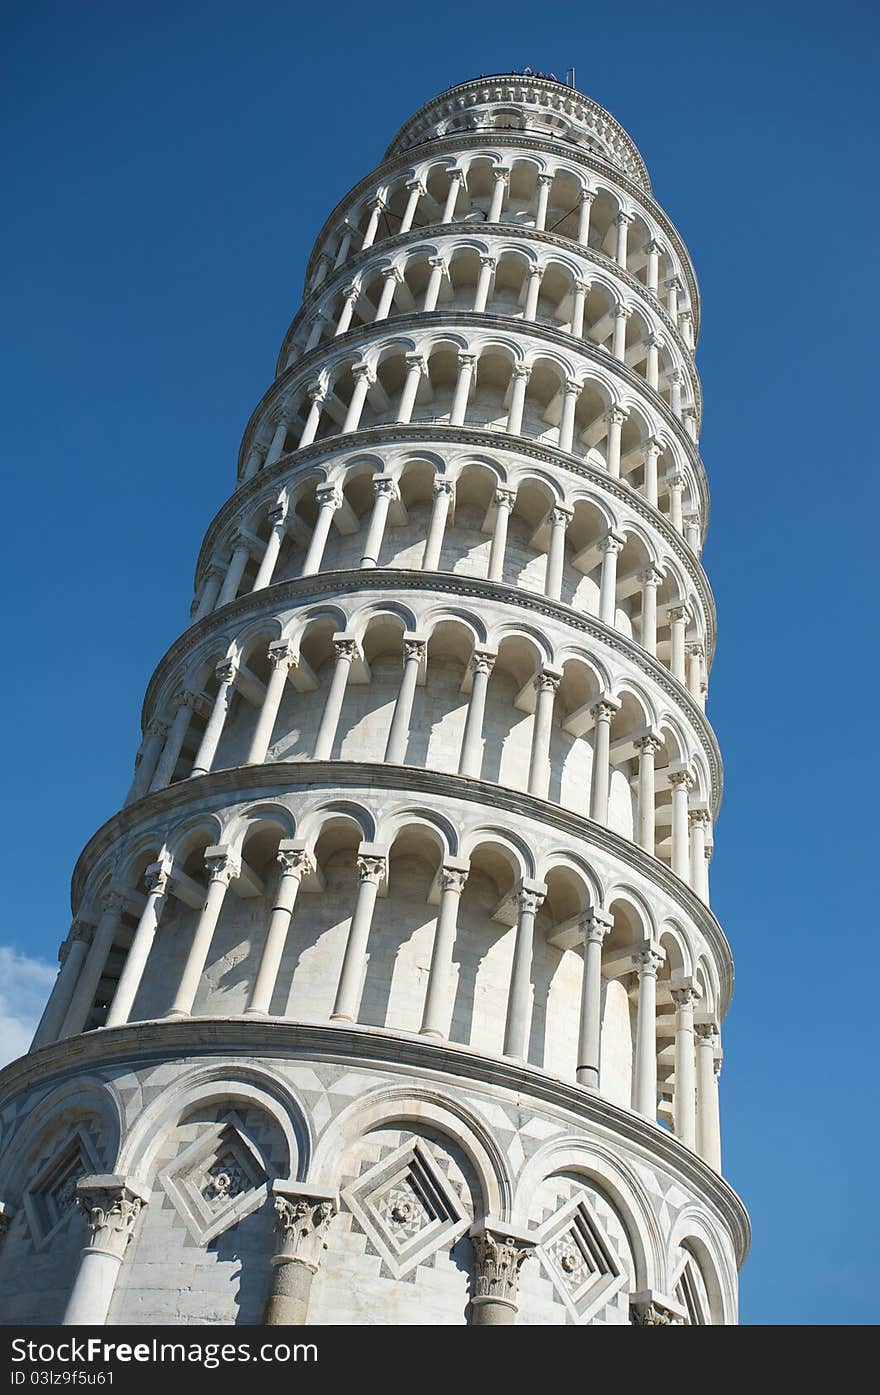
467,67,579,89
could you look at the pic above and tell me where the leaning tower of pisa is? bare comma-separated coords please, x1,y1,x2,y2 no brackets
0,74,748,1326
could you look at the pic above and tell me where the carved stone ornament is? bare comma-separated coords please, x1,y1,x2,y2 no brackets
471,1228,535,1306
273,1194,337,1270
76,1179,147,1261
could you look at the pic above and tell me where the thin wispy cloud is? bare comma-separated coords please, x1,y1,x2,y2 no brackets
0,946,56,1068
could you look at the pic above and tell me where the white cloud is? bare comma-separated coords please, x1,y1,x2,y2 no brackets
0,946,57,1068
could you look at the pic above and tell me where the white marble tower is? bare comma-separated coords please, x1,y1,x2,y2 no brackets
0,74,748,1325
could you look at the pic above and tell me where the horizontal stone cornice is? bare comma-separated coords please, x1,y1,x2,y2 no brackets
282,226,700,415
301,132,699,330
145,567,722,802
0,1017,747,1265
203,428,713,633
239,311,709,519
71,759,732,1008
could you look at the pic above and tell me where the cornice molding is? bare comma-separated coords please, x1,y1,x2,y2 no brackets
238,311,708,521
301,132,699,330
143,567,723,806
0,1017,748,1265
282,225,700,417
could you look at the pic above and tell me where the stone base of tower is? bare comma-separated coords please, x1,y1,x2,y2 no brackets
0,1022,746,1325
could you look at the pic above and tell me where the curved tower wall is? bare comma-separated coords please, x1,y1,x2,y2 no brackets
0,74,748,1327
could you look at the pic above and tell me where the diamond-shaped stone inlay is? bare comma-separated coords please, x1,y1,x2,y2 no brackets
538,1193,626,1323
342,1139,469,1279
160,1114,269,1245
23,1125,104,1251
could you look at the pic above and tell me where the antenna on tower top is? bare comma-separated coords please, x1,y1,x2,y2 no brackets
566,66,576,88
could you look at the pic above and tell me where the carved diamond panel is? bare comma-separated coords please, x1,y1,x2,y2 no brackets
342,1139,469,1279
23,1125,103,1250
537,1193,626,1323
160,1113,269,1245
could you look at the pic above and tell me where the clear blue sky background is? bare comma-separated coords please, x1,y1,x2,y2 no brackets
2,0,877,1325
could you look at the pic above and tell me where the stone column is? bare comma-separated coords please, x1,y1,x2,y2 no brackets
671,984,700,1149
598,531,624,625
450,352,476,426
684,514,702,553
473,255,496,312
524,265,544,320
104,860,171,1028
420,862,469,1038
670,370,683,418
470,1223,536,1325
612,303,630,360
458,649,496,777
217,536,252,608
644,438,663,508
422,477,454,570
263,1186,338,1325
666,278,680,321
505,365,530,435
396,353,426,424
375,268,402,322
246,846,314,1016
558,378,580,452
304,311,328,351
639,564,661,656
570,279,588,338
242,445,263,482
263,415,290,470
191,565,224,623
125,719,167,803
695,1021,722,1171
503,882,546,1059
488,167,509,223
247,640,297,764
334,285,360,336
577,189,595,245
150,692,197,791
423,256,447,310
668,472,686,533
588,698,619,824
646,240,662,294
360,475,398,568
488,489,516,581
300,484,341,576
686,642,704,700
60,890,126,1038
615,212,633,267
604,406,627,477
576,910,613,1087
633,945,664,1118
64,1177,148,1326
384,636,426,763
167,846,239,1018
190,660,237,777
330,852,386,1021
333,222,354,267
252,506,288,591
534,173,552,231
669,769,694,882
669,606,689,682
527,668,561,798
645,335,662,391
360,196,385,250
545,505,573,601
441,170,464,223
689,809,711,901
342,363,374,433
680,309,695,350
30,922,93,1049
297,382,325,448
635,734,662,854
312,637,357,759
399,179,424,234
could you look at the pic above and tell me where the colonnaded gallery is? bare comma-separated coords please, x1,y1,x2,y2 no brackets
0,73,749,1325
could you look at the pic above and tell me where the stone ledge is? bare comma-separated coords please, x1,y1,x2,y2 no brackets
1,1015,749,1263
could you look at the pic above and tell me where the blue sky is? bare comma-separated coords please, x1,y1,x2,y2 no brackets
2,0,877,1325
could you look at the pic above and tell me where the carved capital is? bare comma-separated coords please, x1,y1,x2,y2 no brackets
68,920,94,948
598,531,625,555
590,698,619,724
306,379,326,403
688,807,711,830
333,638,357,662
515,886,545,917
605,405,628,427
512,364,532,382
613,302,632,320
671,985,701,1011
469,649,496,679
356,854,386,886
479,254,497,270
76,1178,147,1261
695,1021,720,1047
214,658,237,687
534,669,561,695
405,352,428,375
143,859,171,898
433,476,455,498
373,475,399,500
267,639,297,671
403,638,426,665
668,768,696,793
440,865,469,896
634,946,664,977
351,362,375,386
635,734,663,758
145,718,169,741
315,483,342,509
100,887,126,917
277,847,314,879
581,909,613,946
471,1226,535,1308
203,847,240,886
495,487,517,510
273,1192,337,1270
